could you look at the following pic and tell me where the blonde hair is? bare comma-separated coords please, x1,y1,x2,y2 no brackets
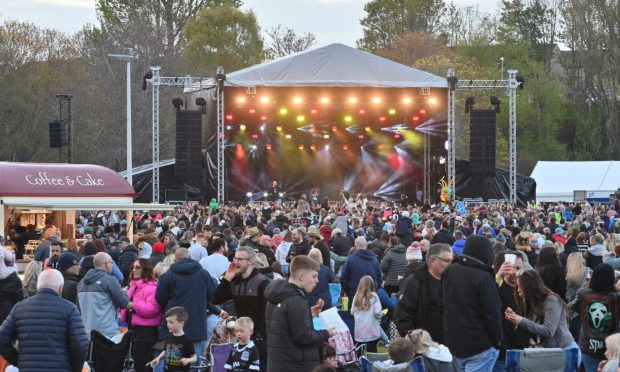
153,254,175,278
606,334,620,359
352,275,376,310
566,253,587,289
23,260,42,285
516,232,532,252
236,316,254,331
255,253,268,269
406,329,437,356
308,248,323,265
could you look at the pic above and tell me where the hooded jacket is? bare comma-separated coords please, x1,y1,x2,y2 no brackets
380,244,407,287
442,235,502,358
420,344,459,372
264,279,329,372
155,258,216,341
340,248,383,299
120,279,161,327
0,272,23,325
451,239,465,255
60,270,79,305
118,245,138,285
77,268,129,339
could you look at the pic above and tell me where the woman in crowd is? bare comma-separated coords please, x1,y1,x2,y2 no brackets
21,260,42,298
351,275,382,352
121,258,161,372
571,263,619,372
307,248,333,310
535,246,566,299
565,252,591,339
407,329,458,371
515,232,538,267
381,236,407,295
600,333,620,372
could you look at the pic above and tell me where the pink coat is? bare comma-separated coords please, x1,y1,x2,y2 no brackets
120,279,162,327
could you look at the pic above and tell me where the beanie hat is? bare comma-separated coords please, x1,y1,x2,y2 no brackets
152,242,165,254
406,242,423,261
463,235,494,267
83,242,98,256
555,227,564,235
58,252,80,271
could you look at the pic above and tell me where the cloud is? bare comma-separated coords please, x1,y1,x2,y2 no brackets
32,0,95,8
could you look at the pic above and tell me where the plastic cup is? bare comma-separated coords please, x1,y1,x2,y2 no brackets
505,254,516,265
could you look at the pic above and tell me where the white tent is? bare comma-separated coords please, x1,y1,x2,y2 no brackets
189,43,447,89
530,161,620,202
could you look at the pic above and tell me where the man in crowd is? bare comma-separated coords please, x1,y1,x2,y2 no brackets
394,243,453,342
189,232,209,261
286,228,310,262
0,270,88,372
265,255,334,372
442,235,502,371
213,246,270,371
340,236,382,299
117,236,137,285
58,251,80,304
77,252,129,341
200,237,229,284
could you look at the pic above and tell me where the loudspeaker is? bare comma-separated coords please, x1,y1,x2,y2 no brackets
469,109,496,177
175,110,203,179
49,120,67,148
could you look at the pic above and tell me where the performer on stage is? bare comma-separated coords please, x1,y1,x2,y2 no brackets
268,180,282,205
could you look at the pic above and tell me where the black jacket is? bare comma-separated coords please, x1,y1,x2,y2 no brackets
330,235,351,257
118,245,138,286
213,269,270,338
442,253,502,358
61,270,79,305
0,273,23,325
431,229,455,245
0,288,88,371
313,240,331,270
394,264,444,342
286,240,310,262
265,279,330,372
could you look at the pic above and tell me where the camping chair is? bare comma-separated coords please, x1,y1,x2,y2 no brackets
209,343,233,372
359,355,425,372
506,348,574,372
86,330,134,372
337,310,355,335
329,283,341,309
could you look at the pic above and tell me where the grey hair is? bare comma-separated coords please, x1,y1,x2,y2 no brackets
236,246,257,262
37,269,64,291
426,243,452,264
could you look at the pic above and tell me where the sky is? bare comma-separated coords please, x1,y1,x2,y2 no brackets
1,0,499,46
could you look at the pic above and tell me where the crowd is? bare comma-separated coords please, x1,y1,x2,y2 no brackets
0,195,619,372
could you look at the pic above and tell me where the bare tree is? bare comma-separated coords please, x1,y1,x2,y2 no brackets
264,25,317,60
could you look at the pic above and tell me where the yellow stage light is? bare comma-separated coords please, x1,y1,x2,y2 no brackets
428,97,438,105
402,97,412,104
320,97,330,104
293,97,303,104
237,96,246,103
389,109,396,115
285,134,292,139
348,97,358,104
260,96,270,104
344,115,353,123
297,115,305,122
279,108,288,115
372,97,382,104
240,124,246,131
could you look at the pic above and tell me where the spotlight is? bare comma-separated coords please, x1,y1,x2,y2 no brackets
285,134,292,139
359,109,366,114
412,116,419,121
394,134,401,139
428,97,438,105
250,144,257,150
249,109,256,114
402,97,412,104
260,96,270,104
342,144,349,150
379,116,386,122
419,109,426,115
276,126,283,132
323,134,330,139
388,109,396,115
278,192,284,197
225,114,233,121
142,71,153,90
252,134,259,139
358,134,364,139
226,125,232,130
365,126,371,132
260,124,266,131
331,125,338,132
310,144,316,150
260,115,267,121
310,109,318,114
298,144,304,150
263,192,268,197
372,97,381,104
348,97,358,104
240,124,246,131
246,192,252,198
465,96,476,113
172,98,183,111
195,97,207,113
344,115,353,123
293,97,303,104
266,144,272,150
490,96,502,113
516,76,525,89
320,97,329,104
237,96,246,104
297,115,305,122
325,145,330,150
439,156,446,164
279,108,288,115
444,140,449,150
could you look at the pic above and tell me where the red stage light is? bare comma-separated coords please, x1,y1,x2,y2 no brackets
359,109,366,114
394,134,401,139
252,134,259,139
260,115,267,121
379,116,386,122
310,144,316,150
266,144,272,150
413,116,419,121
420,109,427,115
249,109,256,114
331,125,338,132
225,114,233,121
343,144,349,150
311,109,318,114
358,134,364,139
309,126,315,132
298,144,304,150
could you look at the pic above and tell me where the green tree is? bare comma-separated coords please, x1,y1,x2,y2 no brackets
184,3,264,74
357,0,446,51
264,25,316,60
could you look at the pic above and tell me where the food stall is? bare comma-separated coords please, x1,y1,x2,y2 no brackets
0,162,172,243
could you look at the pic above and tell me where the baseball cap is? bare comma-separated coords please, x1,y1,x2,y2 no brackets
58,252,80,271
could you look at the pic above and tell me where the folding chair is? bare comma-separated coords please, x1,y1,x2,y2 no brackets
360,355,426,372
209,343,233,372
337,310,355,335
86,330,134,372
506,348,567,372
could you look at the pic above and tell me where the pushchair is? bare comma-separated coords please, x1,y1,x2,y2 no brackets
86,330,134,372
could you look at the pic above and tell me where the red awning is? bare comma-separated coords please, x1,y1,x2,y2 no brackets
0,162,137,197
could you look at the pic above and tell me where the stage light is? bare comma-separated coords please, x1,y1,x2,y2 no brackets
263,192,268,197
278,192,284,197
394,134,401,139
323,134,330,139
260,115,267,121
344,115,353,123
260,96,270,104
297,115,305,122
331,125,338,132
260,124,266,131
246,192,252,198
490,96,501,113
358,134,364,139
298,144,304,150
276,126,283,132
252,134,259,139
439,156,446,165
249,109,256,114
359,109,366,115
379,116,386,122
365,126,371,132
402,97,412,104
343,144,349,150
310,144,316,150
372,97,381,104
226,125,232,130
237,96,246,104
293,97,303,104
310,109,318,114
309,126,315,132
279,108,288,115
251,144,257,150
285,134,292,139
226,114,233,121
348,97,358,104
325,144,330,150
389,109,396,115
240,124,246,131
413,116,419,121
266,144,272,150
419,109,427,115
444,140,449,150
428,97,438,105
320,97,329,104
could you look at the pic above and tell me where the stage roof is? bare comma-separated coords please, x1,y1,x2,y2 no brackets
189,43,447,90
530,161,620,201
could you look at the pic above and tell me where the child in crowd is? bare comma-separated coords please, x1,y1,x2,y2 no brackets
351,275,382,352
600,333,620,372
371,337,415,371
150,307,197,372
318,343,341,370
406,329,457,371
224,317,260,372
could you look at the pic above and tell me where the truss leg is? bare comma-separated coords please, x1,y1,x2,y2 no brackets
151,66,161,203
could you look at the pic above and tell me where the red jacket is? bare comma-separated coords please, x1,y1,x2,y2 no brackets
319,225,332,242
120,279,161,327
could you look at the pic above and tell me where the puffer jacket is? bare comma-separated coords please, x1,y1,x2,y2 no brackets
118,245,139,285
0,272,23,325
265,279,330,372
120,279,162,327
0,288,88,372
381,244,407,287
